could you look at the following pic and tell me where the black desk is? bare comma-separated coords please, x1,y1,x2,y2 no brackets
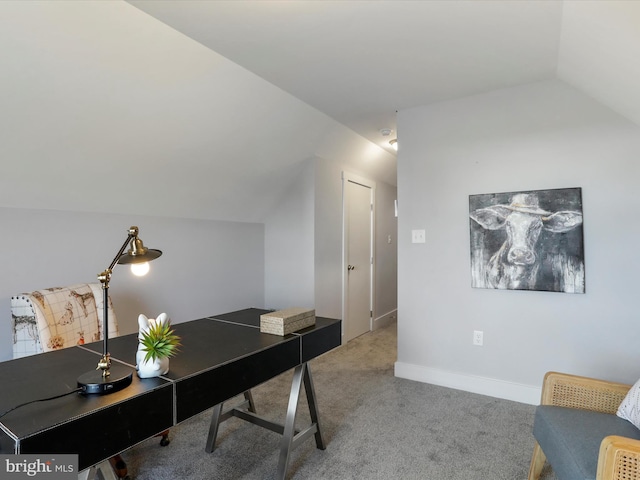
0,308,341,479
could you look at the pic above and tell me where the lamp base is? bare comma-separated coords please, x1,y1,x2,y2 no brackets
77,363,133,395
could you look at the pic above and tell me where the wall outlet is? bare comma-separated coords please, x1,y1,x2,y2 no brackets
473,330,483,346
411,229,426,243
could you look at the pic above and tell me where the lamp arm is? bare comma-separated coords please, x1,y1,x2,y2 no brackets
107,232,136,275
96,231,135,375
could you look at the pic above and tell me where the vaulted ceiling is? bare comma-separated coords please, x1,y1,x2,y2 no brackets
1,1,638,223
129,0,640,151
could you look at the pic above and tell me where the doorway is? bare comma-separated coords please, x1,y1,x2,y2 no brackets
342,172,375,342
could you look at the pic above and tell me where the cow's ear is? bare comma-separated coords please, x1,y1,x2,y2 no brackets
543,211,583,233
470,207,508,230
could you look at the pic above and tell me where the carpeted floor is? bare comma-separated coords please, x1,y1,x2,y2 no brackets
121,322,557,479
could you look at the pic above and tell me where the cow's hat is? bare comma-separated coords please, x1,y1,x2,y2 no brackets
503,193,551,216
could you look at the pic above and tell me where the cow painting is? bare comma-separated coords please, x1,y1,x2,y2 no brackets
469,188,585,293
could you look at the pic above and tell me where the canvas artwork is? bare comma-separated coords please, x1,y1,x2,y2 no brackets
469,187,585,293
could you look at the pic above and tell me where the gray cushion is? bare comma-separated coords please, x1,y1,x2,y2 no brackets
533,405,640,480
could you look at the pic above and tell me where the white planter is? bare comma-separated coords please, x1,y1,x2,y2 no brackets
137,355,169,378
136,312,173,378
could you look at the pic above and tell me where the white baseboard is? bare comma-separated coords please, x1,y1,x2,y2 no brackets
394,361,541,405
373,309,397,330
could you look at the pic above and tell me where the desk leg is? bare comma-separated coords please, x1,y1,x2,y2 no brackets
78,467,93,480
78,460,118,480
244,389,257,413
203,367,325,480
303,363,326,450
276,363,325,480
206,390,256,453
205,403,224,453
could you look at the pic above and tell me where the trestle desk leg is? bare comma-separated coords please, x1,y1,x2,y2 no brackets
206,390,256,453
205,403,224,453
79,460,118,480
303,363,326,450
78,466,94,480
203,367,324,480
276,363,325,480
244,389,257,413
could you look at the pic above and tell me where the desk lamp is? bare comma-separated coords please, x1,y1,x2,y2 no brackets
77,226,162,395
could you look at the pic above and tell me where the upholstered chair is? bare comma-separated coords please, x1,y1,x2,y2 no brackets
11,283,127,480
529,371,640,480
11,283,118,357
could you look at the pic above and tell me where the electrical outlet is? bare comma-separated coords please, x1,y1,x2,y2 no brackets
411,229,426,243
473,330,483,346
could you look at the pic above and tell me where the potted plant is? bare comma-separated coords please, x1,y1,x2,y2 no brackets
136,313,181,378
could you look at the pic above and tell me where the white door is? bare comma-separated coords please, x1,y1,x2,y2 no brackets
343,174,374,342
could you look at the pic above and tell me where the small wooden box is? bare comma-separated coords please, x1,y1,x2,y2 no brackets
260,308,316,336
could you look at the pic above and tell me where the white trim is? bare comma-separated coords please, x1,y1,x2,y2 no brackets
342,171,376,190
394,362,541,405
373,309,397,330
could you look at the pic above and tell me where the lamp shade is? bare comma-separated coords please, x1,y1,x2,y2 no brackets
117,236,162,264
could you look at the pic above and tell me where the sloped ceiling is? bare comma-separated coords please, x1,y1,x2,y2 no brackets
1,1,639,223
128,0,640,150
128,0,563,154
0,1,395,223
558,1,640,126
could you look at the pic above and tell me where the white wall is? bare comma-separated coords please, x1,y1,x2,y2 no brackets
374,180,398,326
395,79,640,404
264,160,315,310
313,158,345,320
0,208,264,362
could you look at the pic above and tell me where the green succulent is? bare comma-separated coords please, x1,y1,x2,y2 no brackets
140,321,181,363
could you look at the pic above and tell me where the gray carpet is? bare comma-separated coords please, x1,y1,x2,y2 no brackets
121,322,558,479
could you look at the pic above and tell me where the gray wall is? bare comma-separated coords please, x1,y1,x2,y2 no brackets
0,208,264,361
396,79,640,404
